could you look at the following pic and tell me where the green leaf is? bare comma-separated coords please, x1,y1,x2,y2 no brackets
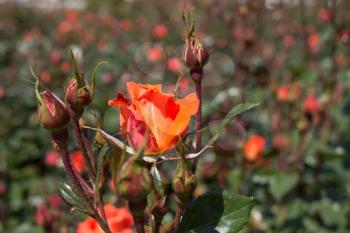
94,144,111,206
58,183,91,215
91,61,108,97
176,190,255,233
207,103,259,146
83,126,135,154
268,173,299,202
150,164,163,195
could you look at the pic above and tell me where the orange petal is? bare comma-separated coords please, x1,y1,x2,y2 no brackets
127,82,162,102
108,93,129,107
135,99,174,153
168,92,199,135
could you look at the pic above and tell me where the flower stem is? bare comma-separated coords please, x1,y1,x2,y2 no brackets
191,68,203,171
56,136,111,233
72,120,96,181
133,216,145,233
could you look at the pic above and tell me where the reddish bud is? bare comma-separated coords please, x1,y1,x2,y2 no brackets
37,91,70,131
183,40,209,70
65,78,92,110
117,159,152,202
172,159,197,207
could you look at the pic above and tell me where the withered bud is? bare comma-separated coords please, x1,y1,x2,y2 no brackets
172,159,197,206
117,158,152,203
183,39,209,70
37,91,70,131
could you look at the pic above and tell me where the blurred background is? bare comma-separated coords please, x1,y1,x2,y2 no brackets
1,0,350,232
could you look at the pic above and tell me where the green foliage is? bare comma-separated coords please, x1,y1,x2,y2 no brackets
176,190,255,233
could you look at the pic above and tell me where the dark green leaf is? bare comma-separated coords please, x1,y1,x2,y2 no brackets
268,173,298,202
94,144,111,205
150,164,163,195
176,190,255,233
207,103,259,146
58,183,91,215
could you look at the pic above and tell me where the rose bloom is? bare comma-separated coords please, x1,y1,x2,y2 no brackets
108,82,199,155
71,151,85,173
243,135,266,162
76,204,133,233
302,95,319,114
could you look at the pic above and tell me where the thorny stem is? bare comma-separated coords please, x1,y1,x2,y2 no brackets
152,196,168,233
72,117,110,228
133,216,145,233
56,133,111,233
173,208,183,231
191,68,203,172
167,208,184,233
72,120,96,181
80,124,96,170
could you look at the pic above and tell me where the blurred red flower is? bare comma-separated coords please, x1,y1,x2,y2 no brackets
283,35,295,48
307,33,320,53
167,57,183,73
71,151,85,173
48,193,62,208
273,133,289,149
40,70,51,84
276,83,301,102
244,135,266,162
318,9,332,21
152,23,168,39
44,150,60,167
108,82,199,155
35,205,53,226
119,19,132,32
276,85,290,102
302,95,319,114
147,46,164,62
76,204,133,233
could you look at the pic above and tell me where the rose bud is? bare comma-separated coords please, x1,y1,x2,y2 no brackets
117,158,151,225
172,159,197,207
37,90,70,131
117,158,152,203
183,39,209,70
65,76,92,111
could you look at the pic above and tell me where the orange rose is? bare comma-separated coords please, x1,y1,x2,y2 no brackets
108,82,199,155
76,204,133,233
243,135,266,161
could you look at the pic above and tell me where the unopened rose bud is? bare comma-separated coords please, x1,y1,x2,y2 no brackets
117,158,152,202
65,77,92,114
172,159,197,207
37,91,70,131
183,40,209,70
